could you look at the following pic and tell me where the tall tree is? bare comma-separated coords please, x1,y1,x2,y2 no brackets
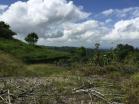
0,21,16,39
25,33,39,45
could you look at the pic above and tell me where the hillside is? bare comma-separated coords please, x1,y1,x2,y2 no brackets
0,50,69,77
0,51,28,76
0,39,70,63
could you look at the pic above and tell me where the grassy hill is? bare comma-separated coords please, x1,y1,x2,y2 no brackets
0,51,69,77
0,51,27,76
0,39,70,63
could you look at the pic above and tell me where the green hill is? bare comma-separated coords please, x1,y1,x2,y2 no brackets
0,39,70,63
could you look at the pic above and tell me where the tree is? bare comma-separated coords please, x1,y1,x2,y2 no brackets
95,43,100,50
77,47,86,57
114,44,134,61
0,21,16,39
25,33,39,45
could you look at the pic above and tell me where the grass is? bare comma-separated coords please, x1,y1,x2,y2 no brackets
0,51,70,77
0,39,70,63
0,50,138,103
0,39,139,103
0,51,28,76
26,64,70,77
123,73,139,104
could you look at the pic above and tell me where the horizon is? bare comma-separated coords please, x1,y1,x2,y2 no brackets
0,0,139,48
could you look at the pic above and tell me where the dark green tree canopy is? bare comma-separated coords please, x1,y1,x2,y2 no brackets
25,32,39,45
76,47,86,57
114,44,134,61
0,21,16,39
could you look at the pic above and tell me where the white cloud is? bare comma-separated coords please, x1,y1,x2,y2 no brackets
0,5,8,10
102,9,113,16
1,0,108,48
1,0,139,48
102,7,139,18
102,17,139,46
0,5,8,14
0,0,90,39
37,20,109,47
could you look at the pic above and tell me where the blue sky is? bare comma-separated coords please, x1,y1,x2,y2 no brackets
73,0,139,13
1,0,139,13
0,0,139,48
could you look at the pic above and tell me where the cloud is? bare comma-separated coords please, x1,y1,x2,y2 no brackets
93,7,139,47
0,0,90,39
94,7,139,25
0,5,8,14
0,0,109,48
102,17,139,47
37,20,109,47
102,9,113,16
1,0,139,48
102,7,139,18
0,5,8,10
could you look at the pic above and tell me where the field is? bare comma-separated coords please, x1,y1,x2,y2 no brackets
0,39,139,104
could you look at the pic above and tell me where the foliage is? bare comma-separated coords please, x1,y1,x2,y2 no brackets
124,51,139,66
76,47,86,57
0,21,16,39
114,44,134,62
25,32,38,45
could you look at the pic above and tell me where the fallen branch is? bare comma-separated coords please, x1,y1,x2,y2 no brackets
73,88,112,104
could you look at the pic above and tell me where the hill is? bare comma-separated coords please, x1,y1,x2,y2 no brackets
0,39,70,63
0,51,28,76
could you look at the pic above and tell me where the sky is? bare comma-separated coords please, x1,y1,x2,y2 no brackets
0,0,139,48
1,0,139,13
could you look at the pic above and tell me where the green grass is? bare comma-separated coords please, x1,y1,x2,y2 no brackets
26,64,70,76
0,51,28,76
0,50,69,77
0,39,70,63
